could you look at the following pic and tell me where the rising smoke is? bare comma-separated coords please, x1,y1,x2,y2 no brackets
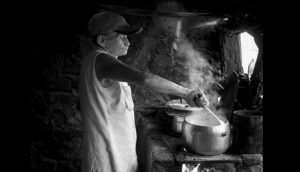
175,31,220,107
136,2,227,120
176,27,229,120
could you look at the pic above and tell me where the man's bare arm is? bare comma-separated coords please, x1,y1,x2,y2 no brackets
96,54,190,97
95,54,208,106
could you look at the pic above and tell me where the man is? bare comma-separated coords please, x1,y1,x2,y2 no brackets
79,11,209,172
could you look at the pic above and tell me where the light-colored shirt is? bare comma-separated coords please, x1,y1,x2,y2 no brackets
79,49,137,172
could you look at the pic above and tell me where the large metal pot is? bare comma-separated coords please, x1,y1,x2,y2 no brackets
182,109,230,156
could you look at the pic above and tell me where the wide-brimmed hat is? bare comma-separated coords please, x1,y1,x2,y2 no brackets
88,11,142,36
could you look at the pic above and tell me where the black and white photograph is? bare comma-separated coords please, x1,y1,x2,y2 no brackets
31,0,263,171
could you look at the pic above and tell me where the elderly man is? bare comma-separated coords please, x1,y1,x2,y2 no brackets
79,11,209,172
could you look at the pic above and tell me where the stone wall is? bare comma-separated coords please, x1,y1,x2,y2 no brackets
31,27,83,172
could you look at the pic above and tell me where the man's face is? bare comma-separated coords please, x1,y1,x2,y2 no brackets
103,32,130,57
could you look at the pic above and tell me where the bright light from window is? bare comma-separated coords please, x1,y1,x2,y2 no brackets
240,32,259,77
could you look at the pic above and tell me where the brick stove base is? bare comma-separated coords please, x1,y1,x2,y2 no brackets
136,111,263,172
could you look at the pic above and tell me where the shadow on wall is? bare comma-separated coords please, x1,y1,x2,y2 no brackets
32,20,84,171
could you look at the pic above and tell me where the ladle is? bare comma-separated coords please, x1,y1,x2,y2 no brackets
204,106,225,125
195,90,225,125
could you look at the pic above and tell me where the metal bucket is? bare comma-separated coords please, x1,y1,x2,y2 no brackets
231,109,263,154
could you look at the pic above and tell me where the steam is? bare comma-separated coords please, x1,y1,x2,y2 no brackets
173,18,227,121
175,37,220,107
192,18,227,29
133,1,227,121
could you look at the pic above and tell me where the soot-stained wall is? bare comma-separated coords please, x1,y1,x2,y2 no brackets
32,26,83,172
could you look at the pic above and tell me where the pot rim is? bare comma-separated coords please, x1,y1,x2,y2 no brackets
183,113,229,128
166,100,203,112
233,110,263,118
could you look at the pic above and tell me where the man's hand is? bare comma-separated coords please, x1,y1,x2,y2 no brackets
185,89,210,107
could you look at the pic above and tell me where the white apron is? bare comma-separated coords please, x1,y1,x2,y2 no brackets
79,49,137,172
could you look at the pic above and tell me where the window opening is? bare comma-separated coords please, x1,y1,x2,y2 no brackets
240,32,259,78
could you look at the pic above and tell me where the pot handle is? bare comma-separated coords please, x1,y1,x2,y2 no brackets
221,131,228,137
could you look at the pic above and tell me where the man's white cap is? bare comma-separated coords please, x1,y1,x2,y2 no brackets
88,11,142,36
